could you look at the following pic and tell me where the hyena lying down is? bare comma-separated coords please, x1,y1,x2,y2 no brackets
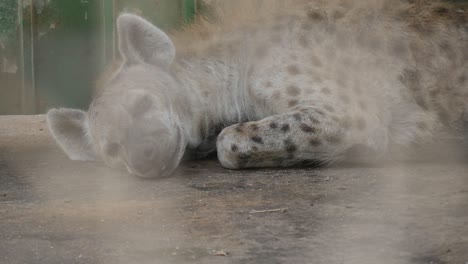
47,0,467,178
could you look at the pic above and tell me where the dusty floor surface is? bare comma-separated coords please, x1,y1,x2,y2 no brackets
0,115,467,264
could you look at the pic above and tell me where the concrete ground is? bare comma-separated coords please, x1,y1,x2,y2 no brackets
0,115,467,264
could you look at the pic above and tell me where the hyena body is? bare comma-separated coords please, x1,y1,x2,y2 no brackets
47,0,468,178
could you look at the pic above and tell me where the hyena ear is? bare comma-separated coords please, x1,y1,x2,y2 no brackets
117,13,175,68
46,108,96,161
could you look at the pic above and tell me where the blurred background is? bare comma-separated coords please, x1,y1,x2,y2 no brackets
0,0,200,115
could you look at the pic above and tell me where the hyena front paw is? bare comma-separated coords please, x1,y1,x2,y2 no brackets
217,121,292,169
217,109,349,169
217,122,262,169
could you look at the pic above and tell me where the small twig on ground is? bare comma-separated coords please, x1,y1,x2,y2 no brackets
211,250,229,256
249,208,288,214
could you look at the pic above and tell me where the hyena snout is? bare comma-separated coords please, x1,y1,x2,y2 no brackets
124,124,186,178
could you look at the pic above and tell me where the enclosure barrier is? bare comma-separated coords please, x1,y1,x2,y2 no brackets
0,0,197,114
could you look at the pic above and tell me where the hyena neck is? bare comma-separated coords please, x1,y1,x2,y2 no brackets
173,56,256,147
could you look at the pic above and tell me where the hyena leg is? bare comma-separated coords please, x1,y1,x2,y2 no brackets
217,107,362,169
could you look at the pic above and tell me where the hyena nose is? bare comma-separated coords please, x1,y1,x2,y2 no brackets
125,133,186,178
128,149,155,176
124,118,187,178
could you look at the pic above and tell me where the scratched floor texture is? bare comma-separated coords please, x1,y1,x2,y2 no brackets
0,115,467,264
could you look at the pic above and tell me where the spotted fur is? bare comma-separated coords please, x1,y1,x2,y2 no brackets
47,0,467,178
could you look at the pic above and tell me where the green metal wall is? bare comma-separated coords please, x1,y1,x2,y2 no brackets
0,0,196,115
0,0,21,114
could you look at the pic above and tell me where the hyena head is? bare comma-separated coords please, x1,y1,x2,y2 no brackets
47,14,187,178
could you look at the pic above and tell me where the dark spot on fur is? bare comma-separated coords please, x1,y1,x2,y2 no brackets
309,138,322,146
324,105,335,112
300,123,316,133
415,96,429,110
309,116,320,124
265,81,273,88
293,113,302,121
269,122,278,129
326,134,342,144
238,153,250,167
235,123,245,133
458,74,466,85
250,124,259,131
251,136,264,144
287,85,301,96
429,88,442,98
307,10,324,21
321,87,331,95
435,6,449,15
333,10,345,20
231,144,238,152
284,139,298,152
239,153,250,159
252,146,259,151
287,65,301,75
288,100,299,107
281,124,290,133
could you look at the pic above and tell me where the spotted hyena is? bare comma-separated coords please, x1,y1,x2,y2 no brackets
47,0,468,178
